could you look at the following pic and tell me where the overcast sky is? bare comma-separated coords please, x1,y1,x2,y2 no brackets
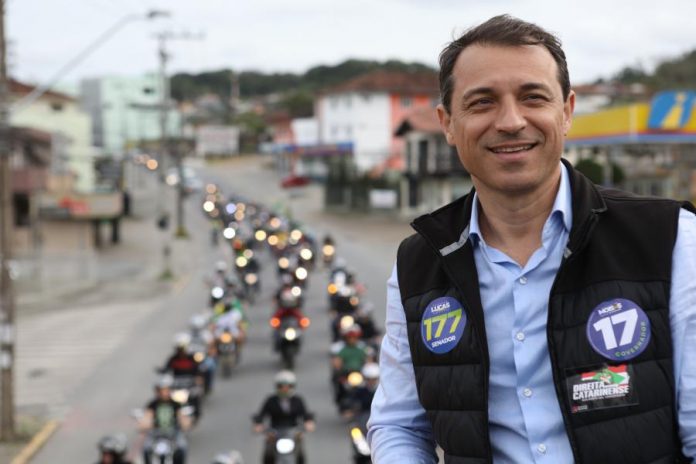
8,0,696,89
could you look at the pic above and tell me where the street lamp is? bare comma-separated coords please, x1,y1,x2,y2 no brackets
10,9,170,115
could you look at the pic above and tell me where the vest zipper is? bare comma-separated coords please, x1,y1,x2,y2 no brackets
545,212,599,463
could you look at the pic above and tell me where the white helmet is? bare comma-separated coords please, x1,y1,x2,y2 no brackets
174,332,191,349
361,362,380,380
190,314,208,330
155,374,174,390
274,370,296,387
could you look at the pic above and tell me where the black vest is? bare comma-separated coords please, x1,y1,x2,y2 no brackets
397,161,695,464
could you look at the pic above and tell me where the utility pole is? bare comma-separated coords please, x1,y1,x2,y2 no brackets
0,0,16,441
155,31,203,240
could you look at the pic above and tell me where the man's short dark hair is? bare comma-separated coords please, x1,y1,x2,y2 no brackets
439,14,571,113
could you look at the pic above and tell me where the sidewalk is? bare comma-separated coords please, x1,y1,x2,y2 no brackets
0,185,198,463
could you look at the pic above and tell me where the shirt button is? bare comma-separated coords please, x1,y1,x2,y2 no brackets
519,276,528,285
515,332,525,342
523,388,533,398
537,443,547,454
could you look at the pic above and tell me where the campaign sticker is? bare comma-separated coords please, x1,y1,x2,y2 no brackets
566,363,639,413
420,296,466,354
586,298,651,361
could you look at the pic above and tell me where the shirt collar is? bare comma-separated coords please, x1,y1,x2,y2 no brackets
469,162,573,243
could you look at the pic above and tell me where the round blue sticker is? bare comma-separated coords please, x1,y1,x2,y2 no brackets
586,298,651,361
420,297,466,354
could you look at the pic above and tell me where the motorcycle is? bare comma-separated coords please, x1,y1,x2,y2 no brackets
334,370,365,413
271,315,310,370
170,375,203,421
242,271,260,305
263,427,304,464
216,329,238,378
322,243,335,267
348,413,372,464
132,406,194,464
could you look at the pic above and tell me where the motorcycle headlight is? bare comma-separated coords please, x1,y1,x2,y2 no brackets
171,389,189,404
223,227,236,240
350,428,371,456
291,286,302,297
220,333,233,343
339,315,355,330
276,438,295,454
211,287,224,299
322,244,335,256
295,267,308,280
245,273,258,285
300,248,313,261
347,372,364,387
278,257,289,269
284,327,297,341
193,352,205,363
236,256,248,268
154,439,173,456
255,230,267,242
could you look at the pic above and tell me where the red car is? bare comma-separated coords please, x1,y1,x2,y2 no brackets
281,174,310,188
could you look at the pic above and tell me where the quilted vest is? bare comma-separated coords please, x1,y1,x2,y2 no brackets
397,161,694,463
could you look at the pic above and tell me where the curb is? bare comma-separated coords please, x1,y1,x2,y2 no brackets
10,420,60,464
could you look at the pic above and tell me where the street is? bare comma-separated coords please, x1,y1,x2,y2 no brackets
24,156,412,463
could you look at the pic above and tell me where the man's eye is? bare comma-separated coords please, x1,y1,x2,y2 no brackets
525,94,546,101
468,98,493,108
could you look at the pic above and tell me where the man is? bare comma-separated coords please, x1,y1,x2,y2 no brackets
252,371,316,464
139,377,191,464
367,14,696,464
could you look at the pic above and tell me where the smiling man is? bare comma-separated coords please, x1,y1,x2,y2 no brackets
367,15,696,464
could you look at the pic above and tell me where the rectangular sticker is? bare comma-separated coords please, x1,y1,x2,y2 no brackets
565,363,639,414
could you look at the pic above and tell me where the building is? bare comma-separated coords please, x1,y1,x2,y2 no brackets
80,73,181,157
316,70,439,172
10,79,96,193
566,90,696,202
395,107,472,215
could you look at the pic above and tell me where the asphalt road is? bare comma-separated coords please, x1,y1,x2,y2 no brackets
30,156,412,463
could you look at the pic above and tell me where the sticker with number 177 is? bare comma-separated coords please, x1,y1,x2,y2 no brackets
420,296,467,354
586,298,651,361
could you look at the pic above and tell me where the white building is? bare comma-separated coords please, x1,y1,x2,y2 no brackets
316,70,439,172
10,80,96,193
81,74,181,157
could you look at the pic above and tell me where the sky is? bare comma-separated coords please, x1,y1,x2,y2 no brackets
8,0,696,90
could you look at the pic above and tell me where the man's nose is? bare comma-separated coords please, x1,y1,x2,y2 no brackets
494,98,526,134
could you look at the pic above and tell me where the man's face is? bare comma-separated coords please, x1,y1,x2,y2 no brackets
437,44,574,199
157,386,171,401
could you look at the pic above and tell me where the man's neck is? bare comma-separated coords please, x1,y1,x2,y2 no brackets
476,168,562,267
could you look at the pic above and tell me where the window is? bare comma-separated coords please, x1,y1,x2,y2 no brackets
13,193,30,227
143,86,155,95
51,102,64,112
401,97,412,108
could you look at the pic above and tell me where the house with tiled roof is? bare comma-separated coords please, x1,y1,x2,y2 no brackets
316,70,439,172
394,107,471,214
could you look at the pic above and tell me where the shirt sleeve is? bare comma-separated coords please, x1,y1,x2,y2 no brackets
367,263,438,464
671,208,696,458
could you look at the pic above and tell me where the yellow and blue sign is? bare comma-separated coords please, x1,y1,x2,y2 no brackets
567,90,696,146
648,92,696,130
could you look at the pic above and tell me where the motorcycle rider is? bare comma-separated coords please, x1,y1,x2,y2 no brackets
96,434,131,464
162,334,203,379
272,283,307,326
189,314,217,393
252,371,316,464
139,377,191,464
331,325,371,407
343,363,380,420
214,300,247,361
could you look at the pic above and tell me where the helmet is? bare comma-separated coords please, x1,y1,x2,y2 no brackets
342,324,362,339
361,362,380,380
274,370,296,387
216,261,228,272
190,314,207,330
98,433,128,454
155,374,174,390
211,451,244,464
174,332,191,349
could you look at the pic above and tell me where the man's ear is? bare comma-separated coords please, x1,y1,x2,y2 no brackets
563,90,575,136
436,103,455,145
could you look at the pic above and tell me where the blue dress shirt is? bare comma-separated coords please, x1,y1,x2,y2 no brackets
368,164,696,463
